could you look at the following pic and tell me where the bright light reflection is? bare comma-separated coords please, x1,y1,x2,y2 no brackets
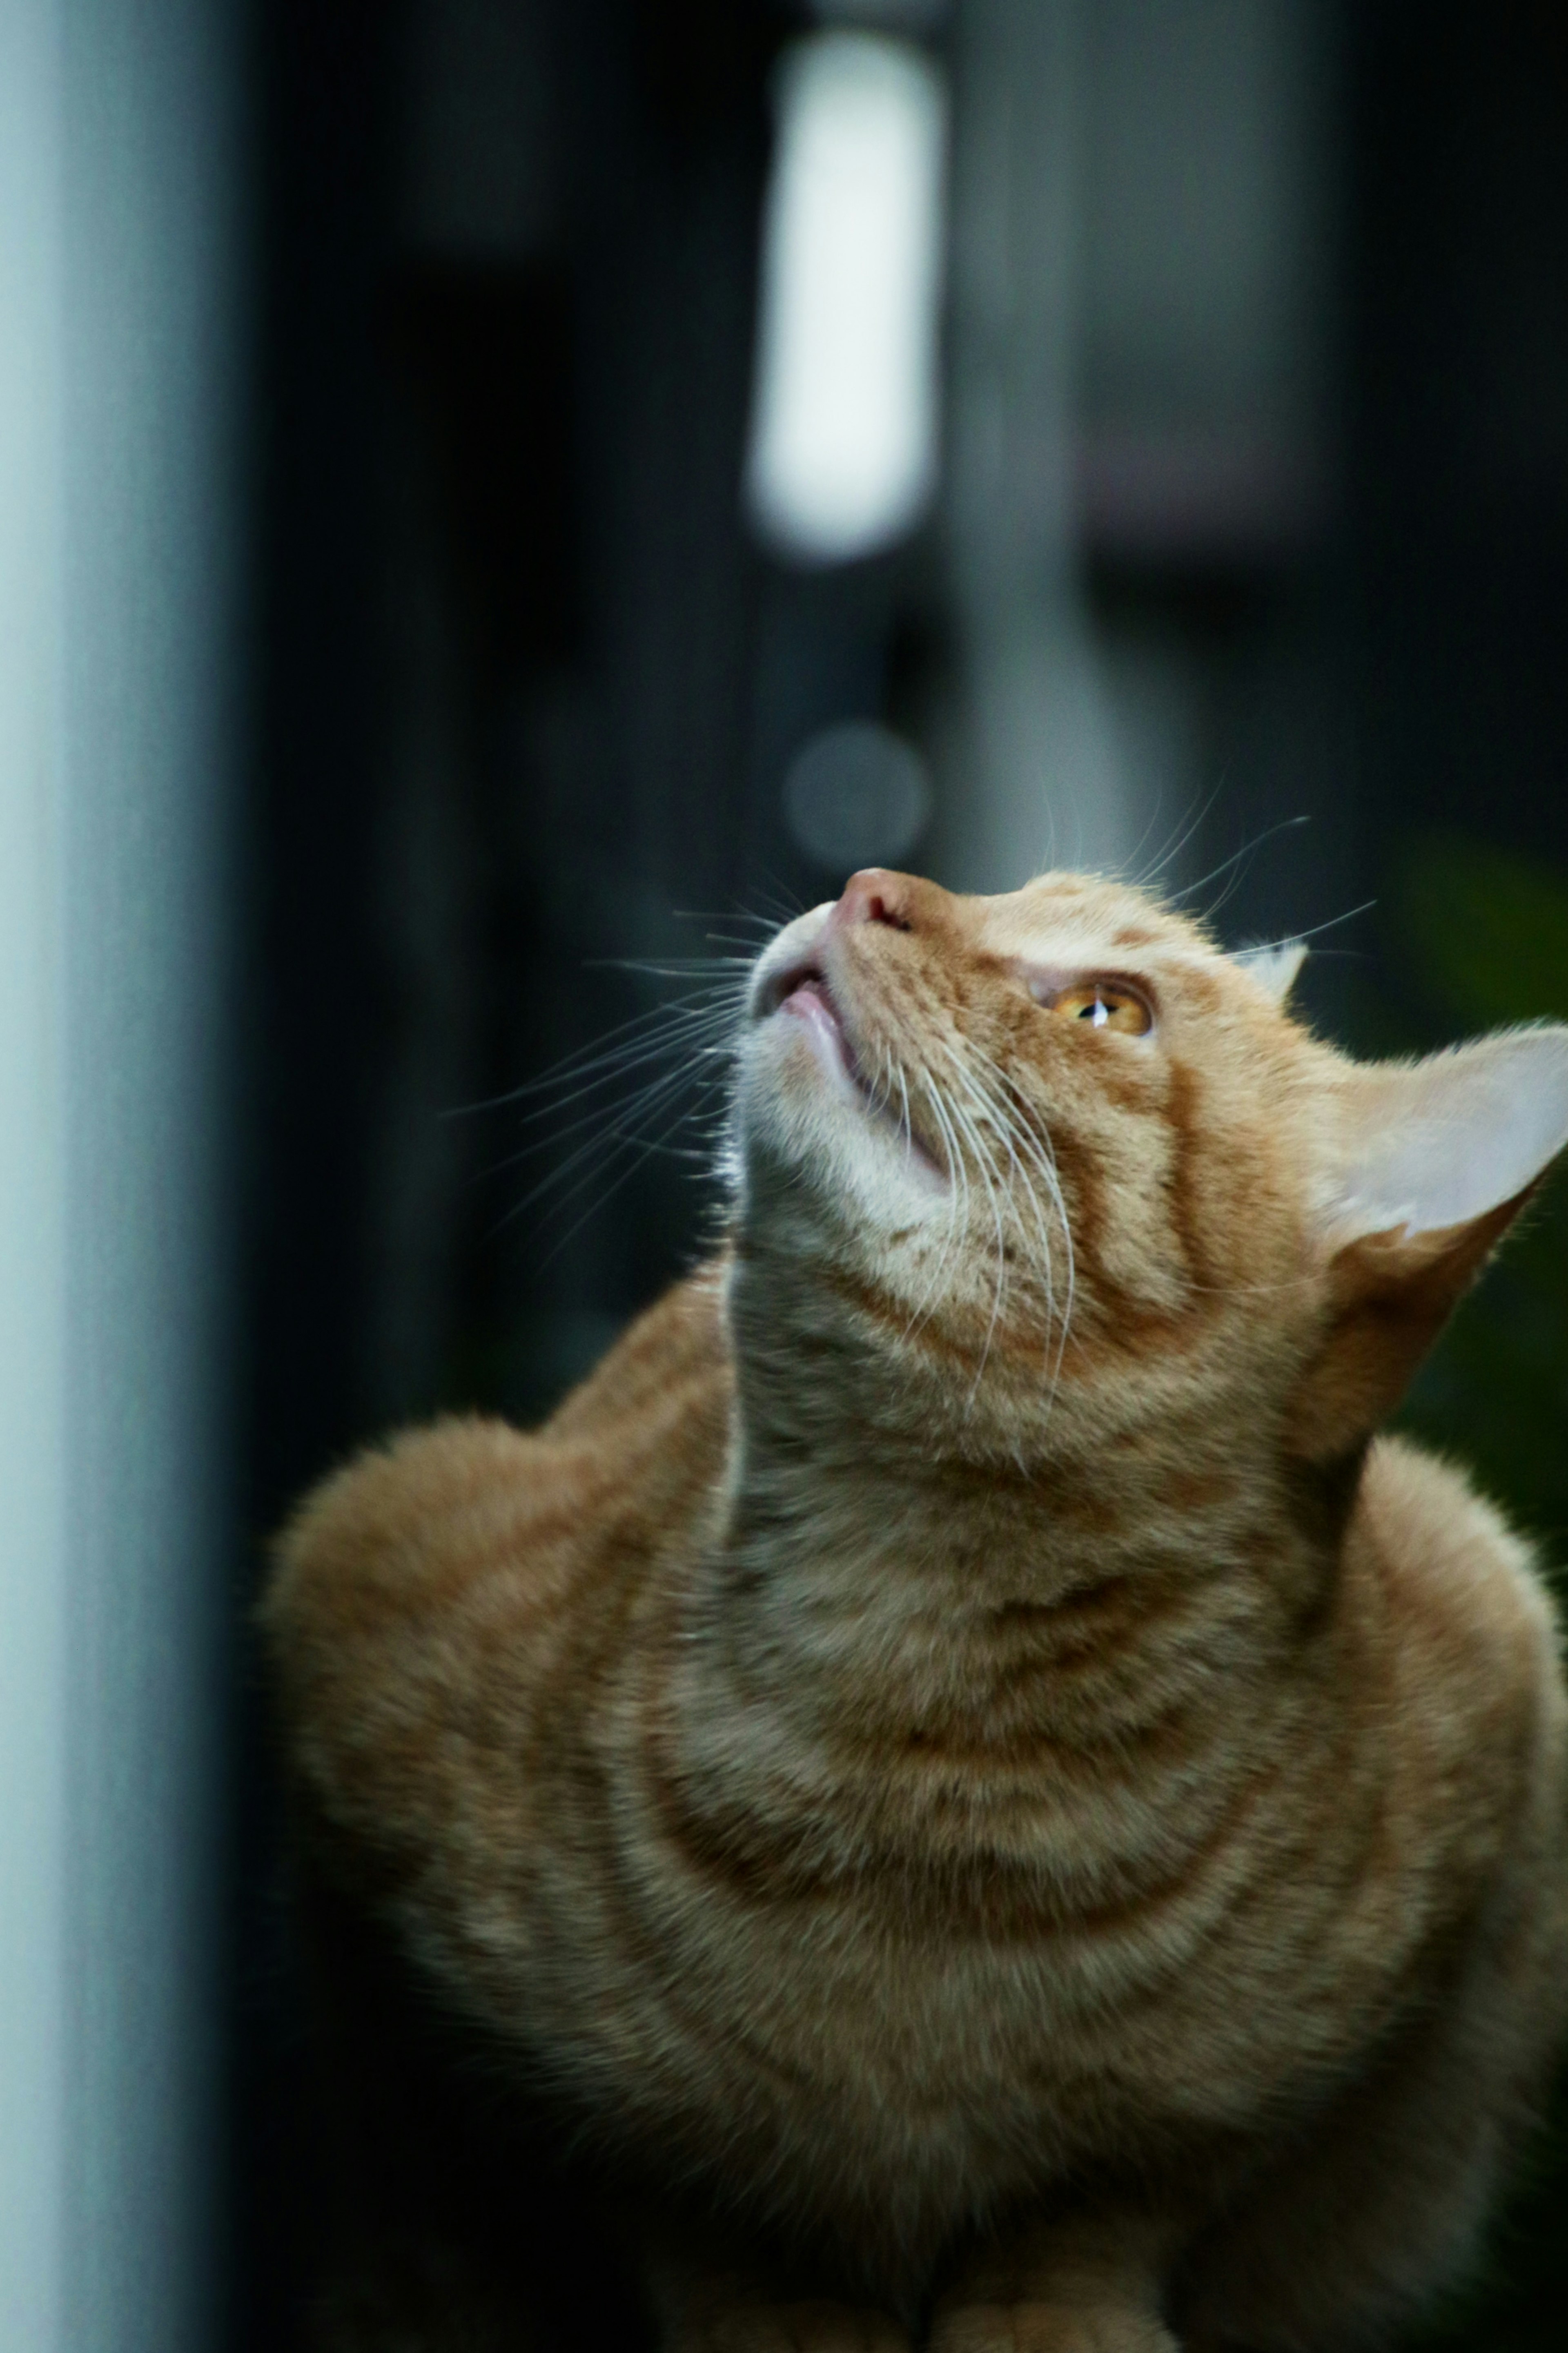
745,31,947,566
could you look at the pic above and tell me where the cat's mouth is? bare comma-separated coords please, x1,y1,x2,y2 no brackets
755,955,945,1179
758,958,865,1091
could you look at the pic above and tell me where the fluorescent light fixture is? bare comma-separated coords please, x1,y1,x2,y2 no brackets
746,32,947,566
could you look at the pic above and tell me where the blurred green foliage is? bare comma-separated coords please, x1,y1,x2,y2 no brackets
1384,837,1568,2352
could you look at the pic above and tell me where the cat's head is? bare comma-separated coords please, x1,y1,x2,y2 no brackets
731,865,1568,1472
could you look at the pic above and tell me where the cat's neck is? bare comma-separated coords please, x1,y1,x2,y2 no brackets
704,1255,1340,1747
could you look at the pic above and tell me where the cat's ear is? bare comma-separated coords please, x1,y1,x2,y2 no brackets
1232,940,1307,1003
1330,1029,1568,1240
1292,1027,1568,1462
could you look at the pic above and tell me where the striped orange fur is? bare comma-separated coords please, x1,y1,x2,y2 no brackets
265,867,1568,2353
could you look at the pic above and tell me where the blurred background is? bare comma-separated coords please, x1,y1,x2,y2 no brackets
3,2,1568,2347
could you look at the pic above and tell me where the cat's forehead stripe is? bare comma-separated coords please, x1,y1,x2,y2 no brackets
976,888,1214,970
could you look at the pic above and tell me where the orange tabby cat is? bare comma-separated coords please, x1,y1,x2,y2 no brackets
266,865,1568,2353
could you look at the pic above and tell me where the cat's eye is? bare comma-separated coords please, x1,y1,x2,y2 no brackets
1046,983,1152,1036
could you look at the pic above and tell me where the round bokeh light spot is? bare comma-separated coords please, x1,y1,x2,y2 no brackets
782,720,933,873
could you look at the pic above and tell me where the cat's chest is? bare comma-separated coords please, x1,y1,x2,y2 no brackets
542,1706,1393,2253
610,1655,1382,2124
481,1551,1412,2214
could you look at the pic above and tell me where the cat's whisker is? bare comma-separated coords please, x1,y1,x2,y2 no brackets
468,955,752,1250
497,1084,729,1267
928,1044,1011,1384
1118,780,1170,892
985,1085,1061,1339
702,934,801,957
934,1037,1075,1386
1125,778,1227,897
955,1091,1010,1404
912,1051,1024,1404
993,1077,1076,1366
739,875,809,928
986,1077,1073,1392
902,1072,968,1343
1233,900,1377,957
589,956,758,980
454,991,746,1126
1170,815,1311,922
509,1021,742,1125
670,902,795,931
488,1062,708,1180
490,1054,725,1206
978,1078,1065,1387
866,1043,898,1132
496,1008,745,1141
499,1050,739,1222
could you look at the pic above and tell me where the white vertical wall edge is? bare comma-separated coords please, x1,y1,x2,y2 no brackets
0,1,69,2344
0,3,242,2349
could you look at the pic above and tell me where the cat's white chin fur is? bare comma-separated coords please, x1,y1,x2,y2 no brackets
736,1011,948,1230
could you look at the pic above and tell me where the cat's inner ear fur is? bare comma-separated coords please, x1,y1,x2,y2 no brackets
1331,1029,1568,1241
1232,940,1308,1002
1289,1027,1568,1463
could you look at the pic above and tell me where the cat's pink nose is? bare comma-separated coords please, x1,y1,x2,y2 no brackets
826,869,913,935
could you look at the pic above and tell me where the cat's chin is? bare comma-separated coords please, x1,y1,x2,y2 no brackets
737,1012,947,1212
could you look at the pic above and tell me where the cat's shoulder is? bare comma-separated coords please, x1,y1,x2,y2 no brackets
263,1261,733,1669
1353,1431,1562,1706
543,1253,732,1446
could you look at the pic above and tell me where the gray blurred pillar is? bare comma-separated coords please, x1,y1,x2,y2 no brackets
0,2,243,2349
940,0,1135,889
937,0,1333,899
